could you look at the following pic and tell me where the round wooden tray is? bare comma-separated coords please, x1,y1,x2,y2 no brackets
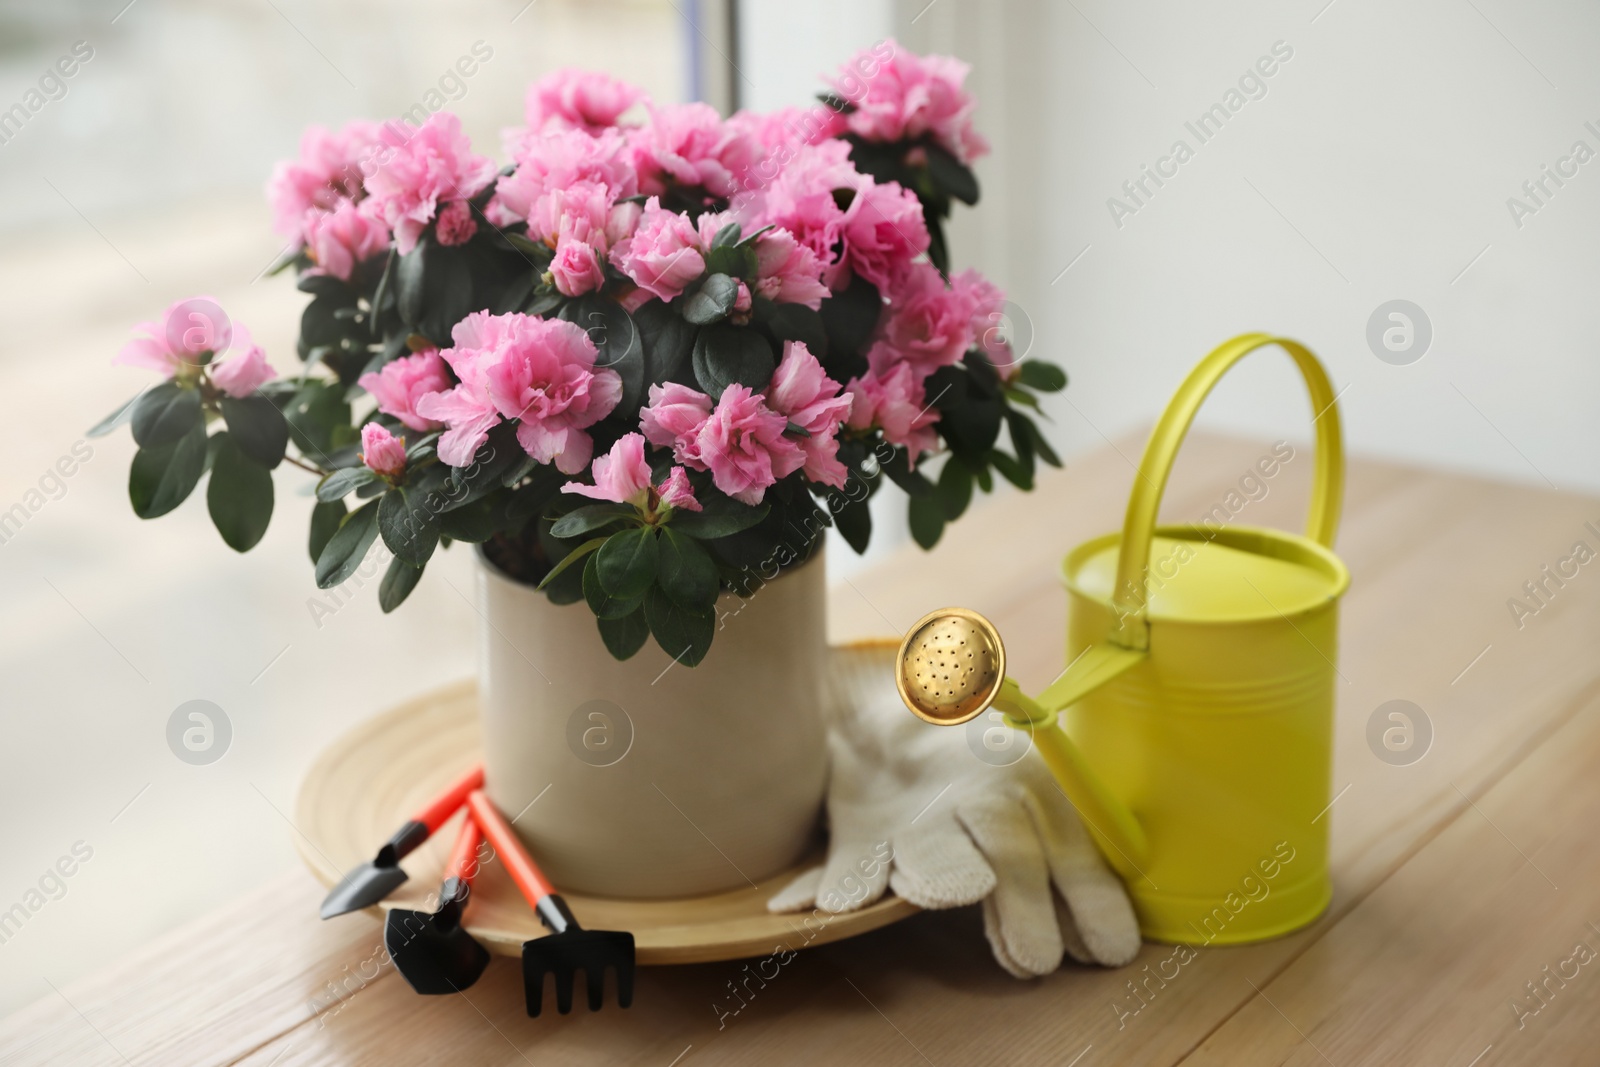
295,679,917,965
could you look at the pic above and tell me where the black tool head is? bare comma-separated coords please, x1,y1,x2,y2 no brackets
321,821,431,920
320,861,410,920
385,882,491,995
521,929,636,1016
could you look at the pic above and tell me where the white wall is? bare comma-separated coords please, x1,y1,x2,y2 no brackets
900,0,1600,496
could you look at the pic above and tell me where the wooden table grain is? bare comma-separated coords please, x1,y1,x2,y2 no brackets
5,432,1598,1067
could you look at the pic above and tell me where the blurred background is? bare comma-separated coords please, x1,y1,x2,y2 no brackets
2,0,1596,1016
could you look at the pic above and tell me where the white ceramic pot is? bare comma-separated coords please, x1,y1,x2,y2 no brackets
477,548,829,898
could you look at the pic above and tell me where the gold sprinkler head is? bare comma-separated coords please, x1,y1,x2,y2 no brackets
895,608,1006,726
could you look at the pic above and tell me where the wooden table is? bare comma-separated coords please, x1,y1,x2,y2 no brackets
5,432,1599,1067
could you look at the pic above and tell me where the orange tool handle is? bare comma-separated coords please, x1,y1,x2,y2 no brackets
413,764,485,833
444,815,484,887
467,791,555,906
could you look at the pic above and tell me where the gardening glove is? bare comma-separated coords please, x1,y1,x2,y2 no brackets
768,642,1140,976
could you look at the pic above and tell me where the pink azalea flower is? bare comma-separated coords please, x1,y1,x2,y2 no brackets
953,268,1017,379
416,316,519,467
526,180,638,253
304,200,389,281
434,200,478,246
209,329,276,398
639,382,714,465
361,113,497,255
414,379,499,468
731,140,857,269
691,385,805,505
561,432,652,506
561,433,706,514
829,41,990,163
752,228,830,309
549,236,607,297
838,178,929,292
866,259,977,377
360,423,408,478
114,296,230,376
765,341,853,488
846,363,939,461
526,69,648,134
655,466,701,511
629,102,761,198
448,311,623,474
490,127,636,226
358,349,450,432
608,198,705,301
266,120,384,242
728,106,842,159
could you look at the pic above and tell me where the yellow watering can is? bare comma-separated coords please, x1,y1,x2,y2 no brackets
896,333,1347,945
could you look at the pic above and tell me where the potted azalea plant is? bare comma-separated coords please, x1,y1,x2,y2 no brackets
95,43,1066,897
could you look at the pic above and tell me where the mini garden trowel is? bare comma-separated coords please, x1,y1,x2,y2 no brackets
320,763,484,919
386,814,493,994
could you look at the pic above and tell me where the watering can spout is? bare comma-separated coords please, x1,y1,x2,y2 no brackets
895,609,1150,880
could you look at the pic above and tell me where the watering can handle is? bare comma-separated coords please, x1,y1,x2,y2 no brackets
1109,333,1344,652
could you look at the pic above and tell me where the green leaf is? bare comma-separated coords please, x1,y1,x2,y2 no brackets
131,381,202,449
703,243,757,280
583,553,645,619
734,224,774,248
524,289,564,316
634,300,698,387
536,537,606,591
219,395,289,469
378,557,424,612
596,609,650,660
206,432,275,552
924,143,980,205
128,424,208,519
560,296,645,415
300,293,353,350
439,498,498,542
644,585,715,667
988,450,1033,490
421,245,474,346
378,486,440,567
316,466,376,501
752,299,828,359
1014,411,1060,468
682,273,740,325
284,381,352,462
657,527,720,611
1018,360,1067,392
368,248,397,331
396,238,428,327
832,492,872,554
937,456,974,521
691,324,775,397
315,500,380,588
941,395,1005,459
710,222,742,248
550,503,637,539
87,392,144,438
817,273,882,368
881,449,935,497
296,273,352,299
909,492,946,550
494,270,536,315
309,499,346,563
596,526,658,599
668,495,768,539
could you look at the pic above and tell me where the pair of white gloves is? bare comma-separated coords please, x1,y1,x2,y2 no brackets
768,643,1140,975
